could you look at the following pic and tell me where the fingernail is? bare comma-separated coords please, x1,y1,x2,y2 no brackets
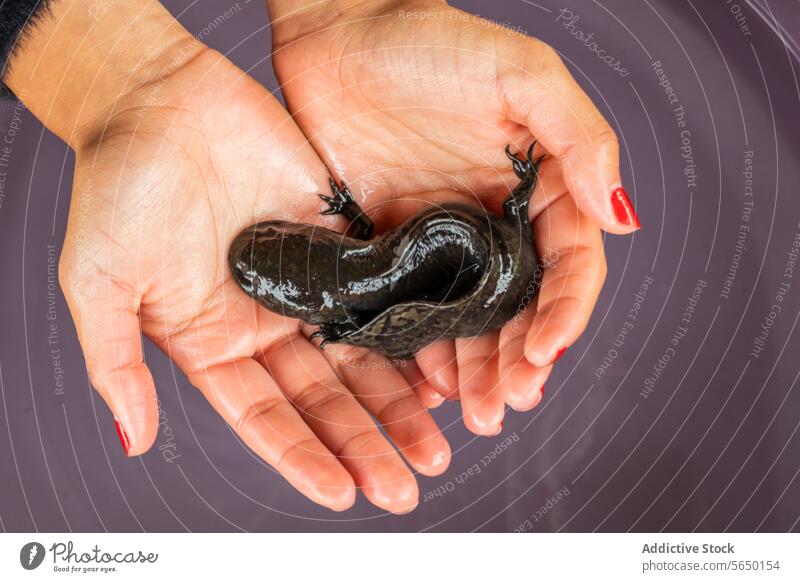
114,417,131,456
611,187,641,228
432,371,455,395
430,451,446,468
518,388,544,412
491,421,503,436
395,504,418,516
552,346,568,364
427,391,445,409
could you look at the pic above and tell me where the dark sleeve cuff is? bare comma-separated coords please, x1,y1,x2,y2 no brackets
0,1,52,100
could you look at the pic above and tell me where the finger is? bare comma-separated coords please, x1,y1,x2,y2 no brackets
318,343,451,477
502,38,640,234
396,360,445,409
499,301,552,411
258,337,419,514
521,381,546,411
456,332,504,435
525,195,607,367
526,154,568,219
506,362,552,412
61,273,158,457
189,358,355,511
415,340,459,399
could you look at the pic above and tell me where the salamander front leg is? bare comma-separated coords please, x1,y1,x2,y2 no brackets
319,178,375,240
502,142,546,230
310,320,360,350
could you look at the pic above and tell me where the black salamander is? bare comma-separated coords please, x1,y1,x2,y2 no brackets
229,144,544,360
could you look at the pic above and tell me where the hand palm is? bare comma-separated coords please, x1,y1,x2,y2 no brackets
274,7,533,203
271,2,606,432
62,50,448,513
69,60,311,365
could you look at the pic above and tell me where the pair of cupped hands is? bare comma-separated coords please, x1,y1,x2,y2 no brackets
12,0,638,513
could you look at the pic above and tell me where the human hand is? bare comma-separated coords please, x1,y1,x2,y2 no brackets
266,0,633,433
8,0,450,513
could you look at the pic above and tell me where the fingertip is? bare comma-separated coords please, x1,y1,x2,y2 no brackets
599,186,641,234
416,382,445,409
415,342,459,398
353,446,420,514
113,417,132,457
524,319,569,368
517,388,545,412
414,439,452,477
370,473,420,515
506,390,532,413
503,359,550,412
463,404,504,437
120,420,158,457
428,391,445,409
394,359,446,409
320,483,357,513
429,368,458,399
387,478,420,515
393,413,452,477
106,369,159,457
296,458,357,512
526,339,570,369
524,340,555,369
126,411,159,457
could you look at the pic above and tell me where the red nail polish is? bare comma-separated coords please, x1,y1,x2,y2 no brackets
611,187,641,228
114,417,130,456
552,346,568,364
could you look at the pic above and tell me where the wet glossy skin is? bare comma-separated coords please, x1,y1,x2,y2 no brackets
229,145,544,360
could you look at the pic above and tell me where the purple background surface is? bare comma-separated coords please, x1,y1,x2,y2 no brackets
1,0,800,532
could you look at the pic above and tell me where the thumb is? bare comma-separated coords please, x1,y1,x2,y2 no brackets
502,40,641,234
61,266,159,457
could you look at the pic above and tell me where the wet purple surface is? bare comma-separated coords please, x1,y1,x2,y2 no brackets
1,0,799,532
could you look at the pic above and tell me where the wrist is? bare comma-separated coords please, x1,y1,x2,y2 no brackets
266,0,444,46
4,0,203,149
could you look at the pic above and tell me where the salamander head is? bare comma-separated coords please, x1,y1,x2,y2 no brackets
228,221,351,322
228,232,259,296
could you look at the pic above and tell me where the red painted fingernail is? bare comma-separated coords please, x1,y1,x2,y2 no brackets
114,417,130,456
552,346,568,364
611,187,641,228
